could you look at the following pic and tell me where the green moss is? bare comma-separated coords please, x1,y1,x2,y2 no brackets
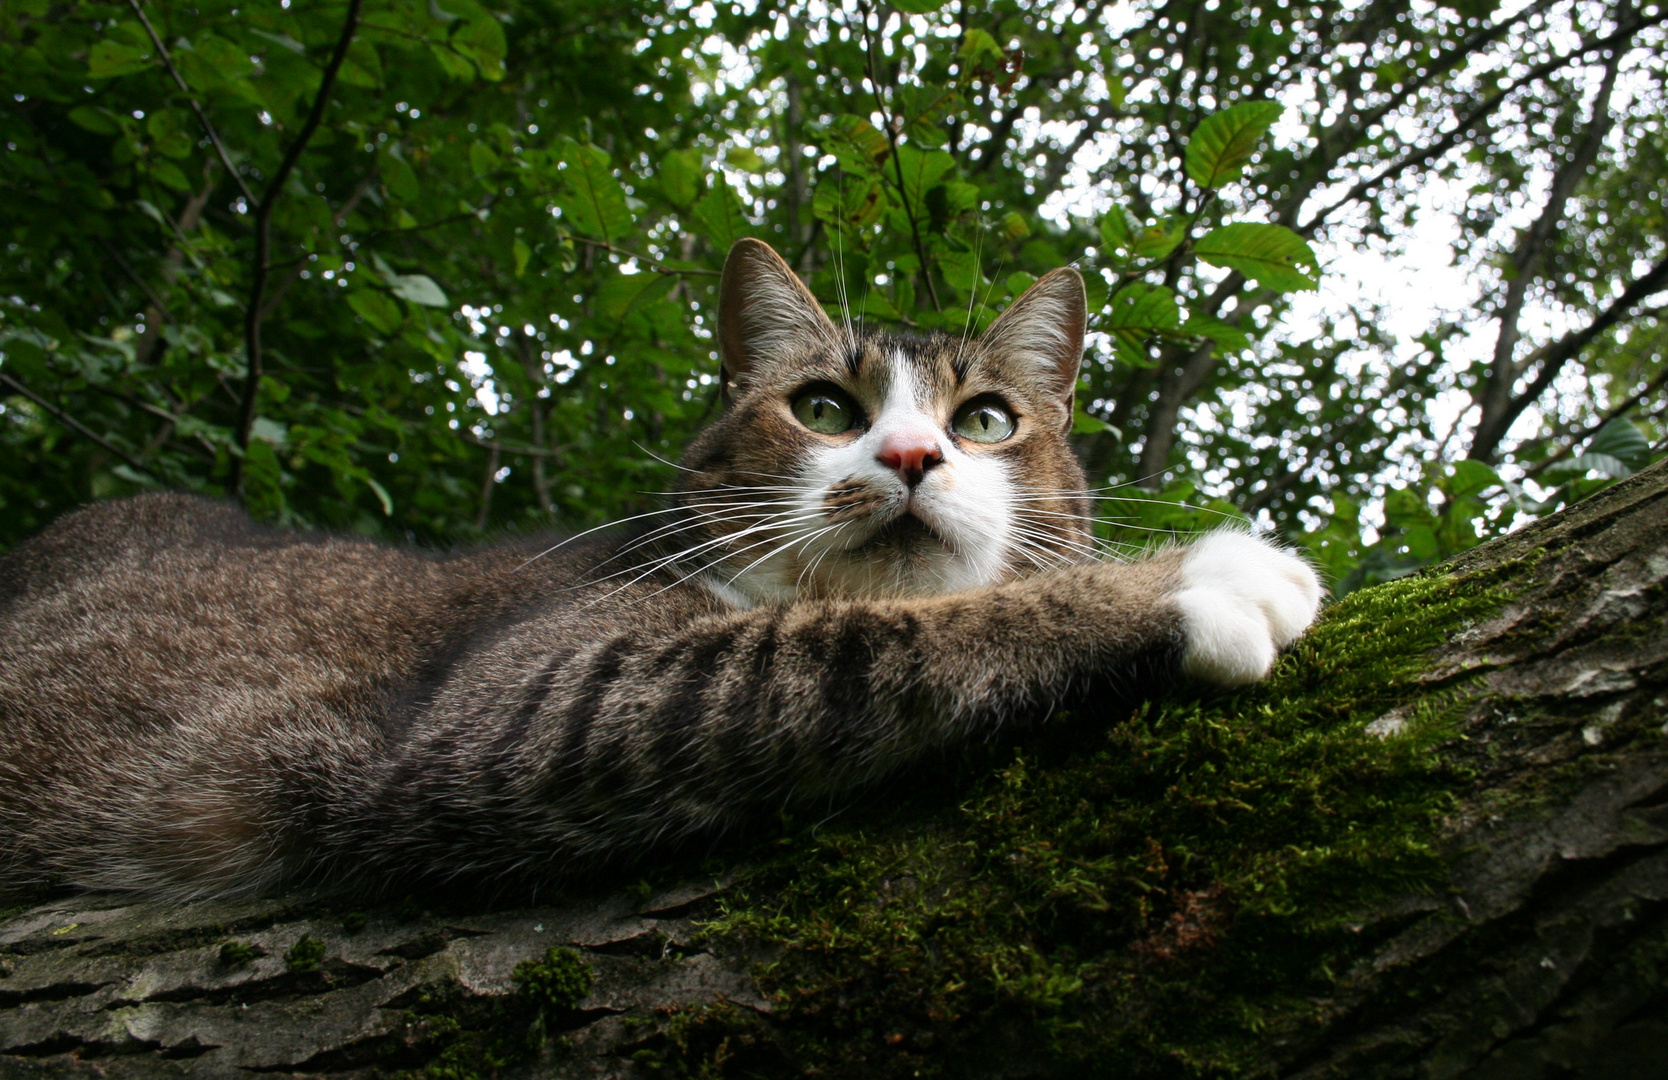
283,933,326,973
342,911,369,934
218,939,263,967
388,948,595,1080
689,568,1514,1078
513,945,593,1014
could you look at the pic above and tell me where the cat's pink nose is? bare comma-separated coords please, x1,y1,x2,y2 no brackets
877,435,944,487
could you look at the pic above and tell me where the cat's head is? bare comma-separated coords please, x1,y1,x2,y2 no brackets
677,238,1093,604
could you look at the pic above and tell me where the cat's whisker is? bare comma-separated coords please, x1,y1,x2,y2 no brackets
590,500,814,568
631,517,850,606
578,508,833,601
521,495,811,574
595,508,825,584
514,502,738,571
635,444,804,484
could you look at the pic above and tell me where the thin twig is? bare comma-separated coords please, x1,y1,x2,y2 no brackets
458,429,572,460
855,0,942,312
0,373,158,479
558,233,722,276
231,0,365,498
126,0,257,207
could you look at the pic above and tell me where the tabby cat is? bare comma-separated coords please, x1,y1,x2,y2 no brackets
0,239,1321,900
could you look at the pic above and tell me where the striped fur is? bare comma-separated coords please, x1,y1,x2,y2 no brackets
0,241,1316,900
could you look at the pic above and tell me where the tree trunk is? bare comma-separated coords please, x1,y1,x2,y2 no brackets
3,462,1665,1079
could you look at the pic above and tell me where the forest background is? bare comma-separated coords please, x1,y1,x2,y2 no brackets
1,0,1664,593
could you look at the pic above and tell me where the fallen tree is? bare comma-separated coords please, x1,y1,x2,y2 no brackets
2,461,1665,1079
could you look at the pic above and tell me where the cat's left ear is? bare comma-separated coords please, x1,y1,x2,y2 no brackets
718,239,841,404
977,267,1086,431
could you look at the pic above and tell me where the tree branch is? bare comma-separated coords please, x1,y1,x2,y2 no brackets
0,373,158,479
1469,28,1626,462
1478,252,1668,463
230,0,365,499
1524,362,1668,481
855,0,942,313
126,0,258,207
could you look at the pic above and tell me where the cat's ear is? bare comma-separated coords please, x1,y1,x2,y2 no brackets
978,267,1086,431
718,238,840,403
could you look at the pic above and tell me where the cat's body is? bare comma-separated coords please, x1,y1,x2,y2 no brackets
0,240,1322,900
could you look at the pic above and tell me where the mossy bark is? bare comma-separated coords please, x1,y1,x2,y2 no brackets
3,462,1665,1080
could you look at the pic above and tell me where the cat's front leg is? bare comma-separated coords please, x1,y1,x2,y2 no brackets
1166,531,1324,687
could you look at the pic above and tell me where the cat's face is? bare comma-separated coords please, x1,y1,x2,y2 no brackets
677,239,1093,604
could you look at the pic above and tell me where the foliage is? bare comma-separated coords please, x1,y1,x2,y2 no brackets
2,0,1665,579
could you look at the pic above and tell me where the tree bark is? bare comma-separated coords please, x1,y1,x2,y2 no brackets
3,462,1665,1079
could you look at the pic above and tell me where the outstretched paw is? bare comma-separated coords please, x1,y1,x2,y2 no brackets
1171,531,1324,687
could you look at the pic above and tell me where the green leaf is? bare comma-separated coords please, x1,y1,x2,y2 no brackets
1442,460,1500,499
1194,223,1319,291
454,14,507,81
88,40,152,78
1544,452,1633,480
381,150,419,202
1132,222,1184,260
388,274,450,308
939,250,982,292
725,145,765,174
958,28,1005,68
364,476,394,516
1185,101,1283,190
813,175,887,231
1181,312,1250,353
559,140,633,244
1098,210,1132,254
249,29,307,54
893,0,949,12
146,110,193,159
67,106,119,135
1586,418,1652,469
1100,283,1180,366
513,238,532,277
893,144,956,216
429,42,478,80
336,40,383,89
691,176,751,253
250,417,289,446
1072,406,1120,437
347,289,404,333
659,149,702,208
594,271,670,320
148,159,191,193
470,141,501,179
828,115,891,172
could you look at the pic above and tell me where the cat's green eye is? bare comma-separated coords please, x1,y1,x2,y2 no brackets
791,389,857,435
951,401,1016,443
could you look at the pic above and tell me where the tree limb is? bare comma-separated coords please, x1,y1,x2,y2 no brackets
1469,27,1626,462
230,0,365,499
1484,252,1668,468
126,0,258,208
1524,362,1668,481
0,373,158,480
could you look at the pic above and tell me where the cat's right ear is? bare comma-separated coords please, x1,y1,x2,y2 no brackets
719,238,840,404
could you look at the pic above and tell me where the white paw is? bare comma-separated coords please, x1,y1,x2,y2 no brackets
1171,531,1324,687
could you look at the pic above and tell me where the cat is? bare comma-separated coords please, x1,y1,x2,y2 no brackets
0,238,1322,901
